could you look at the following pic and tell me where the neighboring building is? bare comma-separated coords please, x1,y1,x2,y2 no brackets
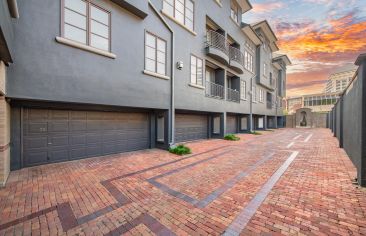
0,0,290,185
286,92,340,114
324,64,357,93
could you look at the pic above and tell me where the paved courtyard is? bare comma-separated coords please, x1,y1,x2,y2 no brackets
0,128,366,235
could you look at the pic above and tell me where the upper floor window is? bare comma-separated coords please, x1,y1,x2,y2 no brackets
259,89,264,102
62,0,111,51
190,55,203,86
244,51,253,73
163,0,194,31
240,80,246,100
145,32,167,76
263,63,267,77
230,0,240,24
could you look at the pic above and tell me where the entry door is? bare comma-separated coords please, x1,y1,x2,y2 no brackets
258,117,264,129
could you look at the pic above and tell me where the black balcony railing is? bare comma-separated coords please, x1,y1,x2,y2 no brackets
227,88,240,103
229,46,244,66
206,30,229,56
205,80,224,99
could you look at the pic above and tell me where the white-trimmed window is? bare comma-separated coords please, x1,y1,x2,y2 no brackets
163,0,194,31
240,80,246,100
259,89,264,102
244,51,253,73
190,55,203,86
62,0,111,51
145,32,167,75
263,63,267,77
230,0,239,23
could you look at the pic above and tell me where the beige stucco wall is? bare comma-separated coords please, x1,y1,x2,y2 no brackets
0,61,10,186
0,61,5,95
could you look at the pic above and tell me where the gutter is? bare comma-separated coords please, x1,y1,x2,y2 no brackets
7,0,19,18
148,1,175,147
249,74,256,132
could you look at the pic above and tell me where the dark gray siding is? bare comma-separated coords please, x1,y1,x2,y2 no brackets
7,0,171,109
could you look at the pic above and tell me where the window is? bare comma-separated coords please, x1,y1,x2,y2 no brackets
190,55,203,86
263,63,267,77
240,80,246,100
240,117,248,130
244,51,253,72
62,0,111,51
230,0,239,23
163,0,194,31
259,89,264,102
145,32,167,75
157,115,165,142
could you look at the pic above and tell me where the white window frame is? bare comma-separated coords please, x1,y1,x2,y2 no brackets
190,54,203,86
62,0,111,52
259,89,264,103
163,0,194,31
244,50,253,73
252,85,257,103
263,63,267,77
230,0,239,24
145,31,167,76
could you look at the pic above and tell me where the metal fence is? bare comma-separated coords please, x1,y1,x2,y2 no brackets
205,80,224,99
328,54,365,187
226,88,240,103
206,30,229,56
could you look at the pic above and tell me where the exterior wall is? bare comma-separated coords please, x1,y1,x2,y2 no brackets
7,0,172,110
328,54,366,186
285,109,327,128
0,92,10,186
0,0,15,60
0,61,5,95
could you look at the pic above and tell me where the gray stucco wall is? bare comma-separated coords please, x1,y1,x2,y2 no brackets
343,61,365,185
0,0,15,61
7,0,172,109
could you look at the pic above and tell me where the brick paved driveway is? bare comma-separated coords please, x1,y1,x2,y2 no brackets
1,128,366,235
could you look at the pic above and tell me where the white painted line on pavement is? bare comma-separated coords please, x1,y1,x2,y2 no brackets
286,142,294,148
304,133,313,142
293,135,301,140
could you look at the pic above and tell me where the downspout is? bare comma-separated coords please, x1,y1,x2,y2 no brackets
249,74,256,132
148,1,175,147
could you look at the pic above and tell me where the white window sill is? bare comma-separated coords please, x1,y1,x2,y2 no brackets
161,11,197,36
189,83,205,89
55,37,116,59
143,70,170,80
214,0,223,7
241,98,247,101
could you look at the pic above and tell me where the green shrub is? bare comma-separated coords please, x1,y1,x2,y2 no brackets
224,134,240,141
250,131,262,135
169,145,191,155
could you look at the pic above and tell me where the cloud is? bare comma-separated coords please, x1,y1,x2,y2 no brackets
252,2,285,13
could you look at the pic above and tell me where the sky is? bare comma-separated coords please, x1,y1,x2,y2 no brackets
243,0,366,97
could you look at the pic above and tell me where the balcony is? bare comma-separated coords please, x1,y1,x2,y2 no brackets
227,88,240,103
229,46,244,74
205,80,224,99
206,30,229,65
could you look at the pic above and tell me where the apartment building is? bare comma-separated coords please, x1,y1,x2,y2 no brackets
324,64,357,93
0,0,290,185
286,92,340,114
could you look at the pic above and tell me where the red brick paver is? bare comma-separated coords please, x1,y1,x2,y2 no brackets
0,128,365,235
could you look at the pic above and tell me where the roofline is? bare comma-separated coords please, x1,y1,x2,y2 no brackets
273,54,292,66
238,0,253,14
251,20,278,42
7,0,19,18
240,23,262,45
355,53,366,66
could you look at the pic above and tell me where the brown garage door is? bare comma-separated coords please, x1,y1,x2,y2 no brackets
23,108,150,167
226,115,237,134
175,114,208,142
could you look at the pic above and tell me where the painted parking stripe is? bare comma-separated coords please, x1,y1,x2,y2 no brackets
222,151,299,236
293,134,301,140
286,142,294,148
304,133,313,142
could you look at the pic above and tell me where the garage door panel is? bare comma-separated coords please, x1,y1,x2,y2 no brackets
69,134,87,145
48,148,69,162
175,114,208,142
25,151,48,166
24,136,48,149
24,109,150,167
86,145,102,156
227,116,237,134
48,121,69,133
48,136,69,147
70,121,87,131
27,122,48,134
70,147,87,160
